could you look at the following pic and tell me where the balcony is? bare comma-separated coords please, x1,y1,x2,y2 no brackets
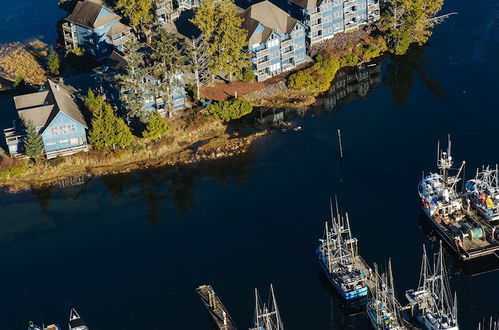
255,47,269,57
344,10,357,19
256,59,270,70
280,39,293,48
282,50,294,60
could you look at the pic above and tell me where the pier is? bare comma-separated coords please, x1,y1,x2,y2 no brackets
196,285,236,330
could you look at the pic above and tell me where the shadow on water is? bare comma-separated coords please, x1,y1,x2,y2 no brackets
384,45,445,107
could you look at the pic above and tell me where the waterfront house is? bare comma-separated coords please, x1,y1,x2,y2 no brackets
62,0,131,60
155,0,180,24
94,51,187,117
241,1,308,81
4,80,89,159
288,0,380,46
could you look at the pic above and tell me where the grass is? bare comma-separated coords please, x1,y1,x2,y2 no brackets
0,40,48,86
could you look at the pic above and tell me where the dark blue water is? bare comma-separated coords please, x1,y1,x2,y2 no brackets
0,0,498,329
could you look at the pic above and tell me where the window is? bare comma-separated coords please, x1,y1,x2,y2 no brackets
59,139,69,144
70,138,79,145
270,63,281,72
267,39,279,48
323,16,332,23
46,142,56,146
334,10,341,18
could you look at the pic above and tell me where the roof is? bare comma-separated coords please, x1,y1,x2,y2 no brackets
66,0,121,29
14,80,88,131
289,0,322,9
106,22,130,37
241,1,300,44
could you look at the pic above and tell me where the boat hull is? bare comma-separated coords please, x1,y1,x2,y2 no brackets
317,250,368,301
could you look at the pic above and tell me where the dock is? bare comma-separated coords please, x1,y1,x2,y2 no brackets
196,285,236,330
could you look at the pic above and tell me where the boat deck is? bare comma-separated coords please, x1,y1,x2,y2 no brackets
196,285,236,330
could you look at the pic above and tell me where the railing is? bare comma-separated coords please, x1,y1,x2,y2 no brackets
344,10,357,19
281,50,294,60
281,39,293,47
45,144,89,160
256,59,271,70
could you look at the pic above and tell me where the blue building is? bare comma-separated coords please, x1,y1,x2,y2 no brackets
4,80,89,159
289,0,380,46
94,51,187,117
62,0,131,60
241,1,308,81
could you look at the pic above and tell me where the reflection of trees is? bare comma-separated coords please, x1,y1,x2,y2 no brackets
385,45,444,107
31,186,54,214
99,153,253,222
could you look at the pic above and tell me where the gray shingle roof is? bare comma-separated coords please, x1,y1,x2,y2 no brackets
66,0,120,29
241,1,299,44
14,80,88,132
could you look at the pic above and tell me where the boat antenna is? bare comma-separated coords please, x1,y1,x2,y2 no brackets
448,134,452,158
437,139,441,165
334,195,340,222
270,284,283,330
329,197,334,221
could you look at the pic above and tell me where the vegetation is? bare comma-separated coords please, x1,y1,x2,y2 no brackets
379,0,445,55
115,0,155,31
240,67,256,83
206,99,253,122
288,55,340,92
23,122,45,159
143,112,171,139
0,41,47,86
86,91,133,149
65,45,84,57
191,0,248,82
47,47,61,76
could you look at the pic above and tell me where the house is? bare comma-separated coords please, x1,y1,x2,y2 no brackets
4,80,89,159
93,51,187,117
288,0,380,46
62,0,131,60
241,1,308,81
155,0,180,24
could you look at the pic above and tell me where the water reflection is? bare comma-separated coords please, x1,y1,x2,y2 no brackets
255,62,382,129
385,46,444,107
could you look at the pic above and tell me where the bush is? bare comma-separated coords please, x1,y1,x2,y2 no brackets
241,68,256,82
287,55,340,93
206,99,253,122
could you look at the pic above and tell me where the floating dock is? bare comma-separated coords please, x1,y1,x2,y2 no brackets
196,285,236,330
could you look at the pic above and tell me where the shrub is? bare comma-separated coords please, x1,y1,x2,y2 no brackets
241,68,256,82
287,55,340,93
143,112,171,140
206,99,253,122
185,84,198,100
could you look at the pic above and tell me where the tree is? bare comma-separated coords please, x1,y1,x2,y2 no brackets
142,111,170,139
86,91,134,149
187,36,211,100
150,30,187,111
191,0,248,82
206,99,253,122
116,38,150,121
379,0,445,55
24,122,45,159
47,47,61,76
115,0,155,32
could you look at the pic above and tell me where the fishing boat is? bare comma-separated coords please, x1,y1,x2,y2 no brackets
68,308,89,330
405,242,459,330
249,284,283,330
366,261,406,330
418,137,499,260
317,202,369,301
27,321,61,330
465,166,499,225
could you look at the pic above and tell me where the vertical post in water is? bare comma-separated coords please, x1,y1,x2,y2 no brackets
337,129,344,159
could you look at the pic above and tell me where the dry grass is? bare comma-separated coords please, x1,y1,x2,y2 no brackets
0,40,48,86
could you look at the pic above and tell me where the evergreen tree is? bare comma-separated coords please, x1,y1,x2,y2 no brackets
115,0,155,32
142,112,170,139
379,0,445,55
47,47,61,76
24,122,45,159
191,0,248,82
150,30,187,111
113,117,134,148
116,38,150,121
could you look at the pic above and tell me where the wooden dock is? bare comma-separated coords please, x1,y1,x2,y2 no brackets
196,285,236,330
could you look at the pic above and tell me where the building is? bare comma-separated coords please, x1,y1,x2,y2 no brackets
289,0,380,46
4,80,89,159
155,0,179,24
241,1,308,81
94,51,187,117
62,0,131,59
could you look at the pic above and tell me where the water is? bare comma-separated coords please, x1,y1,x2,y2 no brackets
0,0,498,329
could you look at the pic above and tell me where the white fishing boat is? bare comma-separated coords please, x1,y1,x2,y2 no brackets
249,284,283,330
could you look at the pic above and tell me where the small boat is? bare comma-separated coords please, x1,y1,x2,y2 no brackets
68,308,89,330
405,242,459,330
366,261,407,330
28,322,61,330
317,202,368,301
